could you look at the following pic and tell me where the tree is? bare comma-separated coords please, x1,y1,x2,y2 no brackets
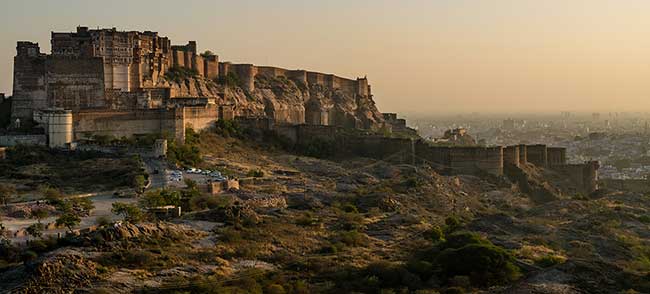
31,207,49,224
71,197,95,214
56,213,81,234
184,178,198,190
26,223,44,239
0,184,16,206
139,189,181,208
41,186,63,205
133,175,146,193
201,50,216,58
111,203,144,223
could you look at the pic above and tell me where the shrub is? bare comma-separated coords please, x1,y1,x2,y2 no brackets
535,255,566,268
111,203,144,223
165,66,199,83
365,261,422,290
214,119,243,138
266,284,286,294
337,230,368,247
139,189,182,208
638,215,650,224
295,212,320,226
433,232,521,286
428,225,445,242
247,169,265,178
444,216,462,233
26,223,44,238
95,215,112,227
56,213,81,233
189,194,226,211
20,250,38,264
341,203,359,214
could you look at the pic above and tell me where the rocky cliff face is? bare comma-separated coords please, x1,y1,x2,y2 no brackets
157,74,385,130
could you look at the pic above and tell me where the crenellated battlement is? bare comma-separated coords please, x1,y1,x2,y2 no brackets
221,63,372,97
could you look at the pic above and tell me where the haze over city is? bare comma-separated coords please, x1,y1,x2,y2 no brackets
3,0,650,114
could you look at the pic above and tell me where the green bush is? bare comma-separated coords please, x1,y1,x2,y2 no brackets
167,128,203,167
189,194,226,211
428,225,445,242
215,119,243,138
535,255,565,268
433,232,521,286
247,169,265,178
165,66,199,83
111,203,144,223
444,216,462,233
139,189,182,208
337,230,368,247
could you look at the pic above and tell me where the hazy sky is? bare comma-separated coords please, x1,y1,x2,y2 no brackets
2,0,650,114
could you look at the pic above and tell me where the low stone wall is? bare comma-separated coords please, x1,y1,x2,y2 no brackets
0,134,47,146
241,195,288,209
600,179,650,193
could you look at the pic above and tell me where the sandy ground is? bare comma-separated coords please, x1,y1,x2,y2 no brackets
4,194,137,242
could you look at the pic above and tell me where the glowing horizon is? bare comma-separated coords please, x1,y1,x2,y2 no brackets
2,0,650,114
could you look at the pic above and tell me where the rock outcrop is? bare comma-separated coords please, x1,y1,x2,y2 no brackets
157,73,385,130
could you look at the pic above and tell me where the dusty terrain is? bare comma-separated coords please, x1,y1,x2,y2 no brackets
1,131,649,293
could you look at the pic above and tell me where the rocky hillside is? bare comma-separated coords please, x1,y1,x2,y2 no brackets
157,72,385,130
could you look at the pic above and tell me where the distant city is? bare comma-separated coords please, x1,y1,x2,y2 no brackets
408,112,650,180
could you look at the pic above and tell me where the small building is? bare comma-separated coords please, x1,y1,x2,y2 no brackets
153,139,168,158
208,179,240,195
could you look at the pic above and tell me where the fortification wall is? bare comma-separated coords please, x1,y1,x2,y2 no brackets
222,63,364,95
518,144,528,164
296,125,339,143
203,55,219,79
504,145,520,167
547,147,567,166
415,143,503,175
348,136,414,164
183,105,218,130
73,109,182,140
600,179,650,193
172,50,185,68
45,57,105,110
12,43,47,123
230,64,257,92
552,162,599,195
448,147,503,176
527,144,548,167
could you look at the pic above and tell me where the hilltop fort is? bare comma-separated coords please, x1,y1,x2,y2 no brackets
1,26,598,195
9,26,385,144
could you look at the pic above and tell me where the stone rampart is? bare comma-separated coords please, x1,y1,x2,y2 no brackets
551,161,599,195
46,57,105,110
526,144,548,167
547,147,567,166
504,145,520,167
221,63,368,97
183,105,218,131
